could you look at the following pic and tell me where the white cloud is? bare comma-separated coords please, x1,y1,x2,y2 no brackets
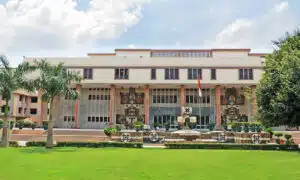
208,1,298,49
0,0,150,62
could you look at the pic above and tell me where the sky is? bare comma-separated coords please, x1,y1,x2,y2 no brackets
0,0,299,67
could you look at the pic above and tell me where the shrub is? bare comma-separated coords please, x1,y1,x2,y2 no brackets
165,143,299,151
23,119,33,128
134,121,144,132
56,142,143,148
115,124,125,132
26,141,47,147
31,122,38,130
274,132,283,138
25,141,142,148
16,120,24,129
249,123,256,132
104,127,117,137
264,128,274,138
284,134,293,145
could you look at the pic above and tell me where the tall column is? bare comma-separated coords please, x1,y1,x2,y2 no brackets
180,85,185,118
251,85,257,118
74,84,82,128
109,85,116,126
145,85,149,125
216,85,221,130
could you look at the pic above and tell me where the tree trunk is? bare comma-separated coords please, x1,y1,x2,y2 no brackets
1,100,10,148
46,98,54,148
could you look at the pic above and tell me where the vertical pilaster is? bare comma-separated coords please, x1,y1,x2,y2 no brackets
180,85,185,118
109,85,116,126
74,84,82,128
251,85,257,118
145,85,149,125
216,85,221,129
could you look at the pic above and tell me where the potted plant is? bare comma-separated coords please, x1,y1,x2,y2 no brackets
9,120,15,129
243,122,249,133
165,123,170,132
249,123,256,132
42,121,49,130
134,121,144,132
264,127,274,138
31,122,38,130
256,124,262,133
17,120,24,130
284,134,293,145
231,122,237,132
274,132,283,144
209,123,215,131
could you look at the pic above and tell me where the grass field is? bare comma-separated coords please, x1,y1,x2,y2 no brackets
0,148,300,180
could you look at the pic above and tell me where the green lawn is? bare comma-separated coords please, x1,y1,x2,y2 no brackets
0,148,300,180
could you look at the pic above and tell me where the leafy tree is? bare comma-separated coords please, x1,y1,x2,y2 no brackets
32,60,81,148
0,56,36,147
256,29,300,128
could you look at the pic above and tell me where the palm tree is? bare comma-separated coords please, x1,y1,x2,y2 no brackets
0,56,36,147
33,59,81,148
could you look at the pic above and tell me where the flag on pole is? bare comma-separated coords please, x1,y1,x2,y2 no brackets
197,76,202,97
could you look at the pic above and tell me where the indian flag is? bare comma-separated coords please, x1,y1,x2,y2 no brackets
197,76,202,97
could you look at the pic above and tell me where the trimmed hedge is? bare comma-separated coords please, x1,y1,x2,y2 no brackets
165,143,299,151
0,141,19,147
26,141,143,148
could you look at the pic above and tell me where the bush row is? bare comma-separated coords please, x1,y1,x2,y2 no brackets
26,141,143,148
165,143,299,151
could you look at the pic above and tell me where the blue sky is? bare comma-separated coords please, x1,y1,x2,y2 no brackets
0,0,299,66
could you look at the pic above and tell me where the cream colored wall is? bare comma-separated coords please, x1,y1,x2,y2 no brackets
115,51,151,57
23,51,265,86
24,56,264,68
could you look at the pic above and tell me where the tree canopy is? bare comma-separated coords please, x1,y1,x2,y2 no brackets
256,29,300,127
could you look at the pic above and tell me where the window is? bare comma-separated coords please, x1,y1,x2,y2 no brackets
19,95,23,102
88,88,110,101
83,68,93,79
188,68,202,80
153,115,176,127
115,68,129,79
30,108,37,115
87,116,109,123
185,88,211,104
151,69,156,80
165,68,179,80
152,89,178,104
31,97,38,103
18,108,22,114
239,69,253,80
64,116,75,122
211,69,216,80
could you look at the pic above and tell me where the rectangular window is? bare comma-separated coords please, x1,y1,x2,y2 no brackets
239,69,253,80
83,68,93,79
19,95,23,102
165,68,179,80
31,97,38,103
115,68,129,79
151,69,156,80
211,69,216,80
30,108,37,115
18,108,22,114
188,68,202,80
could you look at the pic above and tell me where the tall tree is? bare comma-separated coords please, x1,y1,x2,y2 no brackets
256,29,300,127
33,60,81,148
0,56,36,147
